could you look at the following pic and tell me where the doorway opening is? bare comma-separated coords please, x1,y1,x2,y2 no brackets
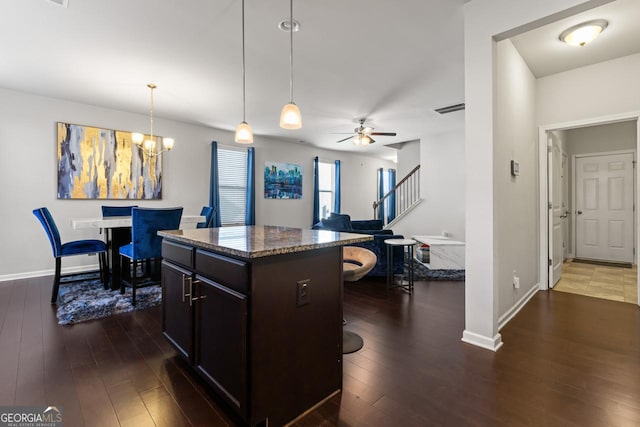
539,115,639,306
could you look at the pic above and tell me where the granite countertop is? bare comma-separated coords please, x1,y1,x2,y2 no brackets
158,225,372,259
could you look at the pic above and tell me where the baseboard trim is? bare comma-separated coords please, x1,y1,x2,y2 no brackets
461,330,503,352
0,264,100,283
498,283,540,331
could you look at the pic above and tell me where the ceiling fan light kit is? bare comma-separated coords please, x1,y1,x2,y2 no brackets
336,118,396,146
560,19,608,47
235,0,254,144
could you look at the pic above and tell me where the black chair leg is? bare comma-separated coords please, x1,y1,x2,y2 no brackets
120,254,126,295
132,260,137,306
51,257,62,304
100,252,108,290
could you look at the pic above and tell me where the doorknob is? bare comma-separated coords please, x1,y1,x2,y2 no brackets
577,210,583,215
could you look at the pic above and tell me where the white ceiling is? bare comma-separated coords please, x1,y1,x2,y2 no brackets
511,0,640,78
0,0,467,160
4,1,636,161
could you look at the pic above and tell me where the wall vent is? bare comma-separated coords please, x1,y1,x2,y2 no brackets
434,103,465,114
46,0,69,7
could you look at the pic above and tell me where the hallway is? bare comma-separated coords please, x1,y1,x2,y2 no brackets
554,259,638,304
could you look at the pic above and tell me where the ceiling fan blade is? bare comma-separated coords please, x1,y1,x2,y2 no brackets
368,137,376,144
370,132,397,136
336,135,355,143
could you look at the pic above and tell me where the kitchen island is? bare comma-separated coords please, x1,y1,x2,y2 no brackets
158,225,372,426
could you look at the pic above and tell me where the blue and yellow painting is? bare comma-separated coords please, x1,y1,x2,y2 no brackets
57,122,162,199
264,162,302,199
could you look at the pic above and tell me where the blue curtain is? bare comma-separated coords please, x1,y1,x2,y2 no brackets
377,168,384,221
209,141,222,227
245,148,255,225
333,160,341,213
313,156,320,226
387,168,396,223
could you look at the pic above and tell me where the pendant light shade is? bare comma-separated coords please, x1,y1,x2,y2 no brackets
280,0,302,130
235,121,254,144
279,102,302,129
235,0,254,144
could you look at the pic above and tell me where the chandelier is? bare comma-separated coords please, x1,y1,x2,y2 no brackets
131,83,175,157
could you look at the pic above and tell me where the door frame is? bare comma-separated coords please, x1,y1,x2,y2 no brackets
538,111,640,308
571,149,636,264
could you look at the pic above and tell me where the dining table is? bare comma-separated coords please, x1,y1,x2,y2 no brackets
71,214,204,290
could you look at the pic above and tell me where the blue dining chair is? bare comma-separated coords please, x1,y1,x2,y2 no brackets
197,206,215,228
33,207,108,304
119,207,183,305
101,205,138,272
101,205,138,217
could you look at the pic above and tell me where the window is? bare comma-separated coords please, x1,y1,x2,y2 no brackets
318,161,334,220
218,148,248,226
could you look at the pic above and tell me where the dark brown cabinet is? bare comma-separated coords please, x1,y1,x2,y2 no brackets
161,238,343,426
161,260,193,361
195,275,247,413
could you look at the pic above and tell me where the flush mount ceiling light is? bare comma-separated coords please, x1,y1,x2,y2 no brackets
559,19,608,47
131,84,174,157
279,0,302,130
235,0,253,144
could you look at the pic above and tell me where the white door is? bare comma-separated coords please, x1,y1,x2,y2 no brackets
575,152,634,263
562,152,570,260
549,139,563,286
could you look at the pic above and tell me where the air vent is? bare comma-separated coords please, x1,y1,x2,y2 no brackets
434,103,465,114
46,0,69,7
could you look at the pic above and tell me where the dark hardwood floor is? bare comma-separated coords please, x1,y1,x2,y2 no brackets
1,275,639,426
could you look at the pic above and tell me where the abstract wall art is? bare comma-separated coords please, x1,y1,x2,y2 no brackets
57,122,163,199
264,161,302,199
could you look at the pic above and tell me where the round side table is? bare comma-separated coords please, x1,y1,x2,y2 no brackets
384,238,416,294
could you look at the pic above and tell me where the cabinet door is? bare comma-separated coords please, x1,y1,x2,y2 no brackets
194,275,248,416
161,260,193,362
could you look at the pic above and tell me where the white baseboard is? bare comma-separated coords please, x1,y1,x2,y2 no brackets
461,330,503,352
498,283,540,331
0,264,100,283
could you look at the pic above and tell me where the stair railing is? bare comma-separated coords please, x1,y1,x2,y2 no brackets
373,164,420,227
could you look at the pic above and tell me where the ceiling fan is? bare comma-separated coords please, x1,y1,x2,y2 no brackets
335,119,397,145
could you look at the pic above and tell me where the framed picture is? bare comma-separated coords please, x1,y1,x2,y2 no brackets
57,122,163,199
264,161,302,199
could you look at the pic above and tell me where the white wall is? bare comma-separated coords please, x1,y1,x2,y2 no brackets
495,39,538,319
252,140,395,228
0,87,393,280
464,0,602,351
566,121,637,155
395,139,420,179
392,130,466,241
537,53,640,126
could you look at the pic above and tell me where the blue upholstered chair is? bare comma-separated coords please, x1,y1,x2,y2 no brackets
197,206,215,228
101,205,138,217
33,207,108,304
119,207,183,305
101,205,137,270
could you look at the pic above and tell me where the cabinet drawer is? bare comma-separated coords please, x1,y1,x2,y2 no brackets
195,249,249,294
162,241,194,269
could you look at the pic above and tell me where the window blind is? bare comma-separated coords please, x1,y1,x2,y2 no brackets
218,148,248,226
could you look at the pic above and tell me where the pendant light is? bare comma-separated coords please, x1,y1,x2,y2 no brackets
279,0,302,129
132,84,175,156
235,0,254,144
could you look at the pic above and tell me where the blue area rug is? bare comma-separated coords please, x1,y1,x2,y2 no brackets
405,258,465,281
56,276,162,325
